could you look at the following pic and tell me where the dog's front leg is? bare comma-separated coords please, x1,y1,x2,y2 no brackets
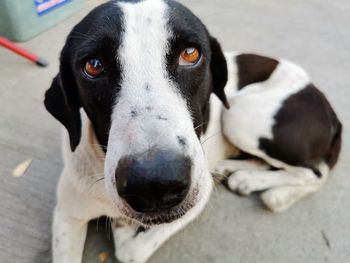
52,208,88,263
52,173,100,263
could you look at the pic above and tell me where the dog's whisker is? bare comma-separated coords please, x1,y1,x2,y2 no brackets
194,121,209,132
94,177,105,183
89,173,105,181
87,173,105,189
108,217,112,240
210,170,227,185
88,143,108,150
200,131,221,145
96,216,100,233
105,217,109,239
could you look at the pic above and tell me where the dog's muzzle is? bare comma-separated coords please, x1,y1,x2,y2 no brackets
116,149,191,213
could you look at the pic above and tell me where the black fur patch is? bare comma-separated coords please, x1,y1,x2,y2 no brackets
236,54,279,90
259,84,342,174
45,1,125,151
166,0,229,136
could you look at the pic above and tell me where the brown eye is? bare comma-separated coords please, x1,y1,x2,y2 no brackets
84,58,104,78
179,47,201,66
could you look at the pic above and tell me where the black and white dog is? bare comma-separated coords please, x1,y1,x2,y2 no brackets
44,0,342,262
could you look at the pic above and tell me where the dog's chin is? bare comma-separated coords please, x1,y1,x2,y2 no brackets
118,188,199,226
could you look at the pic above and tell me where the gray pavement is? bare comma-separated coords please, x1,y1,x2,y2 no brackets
0,0,349,262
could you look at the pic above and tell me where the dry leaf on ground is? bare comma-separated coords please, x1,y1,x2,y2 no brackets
12,159,32,177
98,252,109,262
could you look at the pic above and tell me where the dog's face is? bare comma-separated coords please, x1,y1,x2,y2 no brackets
45,0,228,226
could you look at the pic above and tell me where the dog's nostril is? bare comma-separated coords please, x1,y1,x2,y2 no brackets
162,185,189,205
119,194,150,211
116,150,191,213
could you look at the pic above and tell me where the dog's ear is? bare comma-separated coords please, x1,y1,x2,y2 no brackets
44,68,82,152
210,37,230,109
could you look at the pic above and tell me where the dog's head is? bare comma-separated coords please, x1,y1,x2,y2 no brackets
45,0,228,226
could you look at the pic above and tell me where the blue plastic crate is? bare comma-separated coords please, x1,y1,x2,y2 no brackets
0,0,85,42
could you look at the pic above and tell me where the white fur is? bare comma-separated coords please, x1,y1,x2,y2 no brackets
223,51,239,98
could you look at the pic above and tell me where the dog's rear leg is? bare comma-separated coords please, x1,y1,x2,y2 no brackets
225,169,309,196
220,160,328,211
261,184,322,213
261,163,329,212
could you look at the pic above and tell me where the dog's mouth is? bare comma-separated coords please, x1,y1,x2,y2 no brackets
118,187,199,226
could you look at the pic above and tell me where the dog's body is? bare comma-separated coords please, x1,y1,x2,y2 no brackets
216,52,341,212
45,1,341,262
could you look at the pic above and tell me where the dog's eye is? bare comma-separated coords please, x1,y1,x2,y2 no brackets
179,47,201,66
84,58,105,78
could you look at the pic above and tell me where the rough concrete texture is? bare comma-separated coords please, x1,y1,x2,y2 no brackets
0,0,349,262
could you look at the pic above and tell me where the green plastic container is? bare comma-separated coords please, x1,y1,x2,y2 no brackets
0,0,84,42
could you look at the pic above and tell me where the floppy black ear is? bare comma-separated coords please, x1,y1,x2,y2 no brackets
210,37,230,109
44,74,82,151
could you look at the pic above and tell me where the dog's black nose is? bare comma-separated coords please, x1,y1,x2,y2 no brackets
116,150,191,213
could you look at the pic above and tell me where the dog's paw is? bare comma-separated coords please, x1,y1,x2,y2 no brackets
261,186,296,212
261,184,321,213
113,223,137,249
114,224,153,263
115,239,151,263
226,171,258,196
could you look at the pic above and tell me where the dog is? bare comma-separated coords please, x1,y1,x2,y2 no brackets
44,0,342,262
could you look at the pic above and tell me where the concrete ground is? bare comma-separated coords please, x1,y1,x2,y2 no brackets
0,0,349,262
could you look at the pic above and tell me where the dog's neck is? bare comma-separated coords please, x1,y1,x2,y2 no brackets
61,110,107,198
200,95,240,170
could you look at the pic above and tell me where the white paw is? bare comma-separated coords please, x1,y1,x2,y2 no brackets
227,171,257,196
261,184,320,213
261,187,294,213
115,239,151,263
114,223,153,263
